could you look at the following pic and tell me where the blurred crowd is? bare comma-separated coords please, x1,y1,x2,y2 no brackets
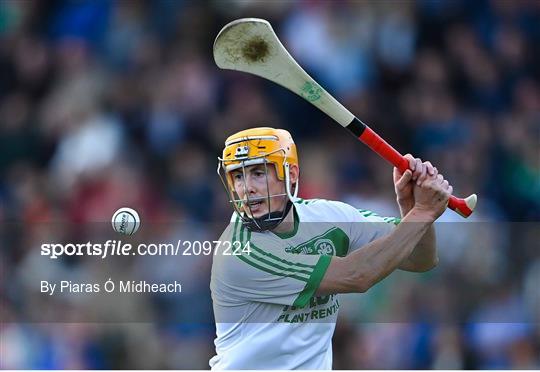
1,0,539,369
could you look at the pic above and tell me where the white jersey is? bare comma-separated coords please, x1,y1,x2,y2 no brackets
210,199,399,370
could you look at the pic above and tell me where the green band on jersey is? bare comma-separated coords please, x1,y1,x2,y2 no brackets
243,224,316,272
382,216,401,225
236,254,310,282
250,243,315,269
243,249,312,279
229,212,333,303
241,225,312,279
357,208,376,217
233,221,313,282
357,208,400,225
292,255,332,308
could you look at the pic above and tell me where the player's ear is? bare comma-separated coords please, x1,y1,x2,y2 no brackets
289,164,299,184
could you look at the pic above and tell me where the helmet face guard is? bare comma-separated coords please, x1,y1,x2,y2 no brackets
218,128,299,231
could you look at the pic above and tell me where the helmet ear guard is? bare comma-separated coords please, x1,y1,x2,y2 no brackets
284,161,299,201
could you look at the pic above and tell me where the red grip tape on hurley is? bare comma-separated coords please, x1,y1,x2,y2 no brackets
357,126,474,217
358,127,409,171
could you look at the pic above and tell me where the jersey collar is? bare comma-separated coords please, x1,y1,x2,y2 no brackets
272,205,299,239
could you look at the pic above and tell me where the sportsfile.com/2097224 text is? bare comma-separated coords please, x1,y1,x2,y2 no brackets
40,240,252,259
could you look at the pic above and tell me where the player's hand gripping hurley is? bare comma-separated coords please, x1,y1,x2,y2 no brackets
213,18,477,217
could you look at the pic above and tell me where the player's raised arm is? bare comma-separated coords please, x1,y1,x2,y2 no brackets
317,171,452,295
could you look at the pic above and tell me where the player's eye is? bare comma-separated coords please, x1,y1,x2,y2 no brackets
232,173,243,181
254,170,265,177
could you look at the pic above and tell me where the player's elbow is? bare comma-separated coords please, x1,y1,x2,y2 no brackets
351,271,376,293
345,261,381,293
320,258,383,294
354,280,371,293
336,275,371,293
414,256,439,272
426,256,439,271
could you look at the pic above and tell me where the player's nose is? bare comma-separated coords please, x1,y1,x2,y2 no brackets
245,176,258,194
238,174,255,195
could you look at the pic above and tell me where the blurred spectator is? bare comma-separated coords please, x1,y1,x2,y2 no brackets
0,0,538,369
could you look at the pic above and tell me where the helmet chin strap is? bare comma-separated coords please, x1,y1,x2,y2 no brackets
245,200,293,232
244,161,297,232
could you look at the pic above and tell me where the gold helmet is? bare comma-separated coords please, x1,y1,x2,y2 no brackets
218,127,299,231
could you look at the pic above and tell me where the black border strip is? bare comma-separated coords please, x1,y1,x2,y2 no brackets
345,117,367,137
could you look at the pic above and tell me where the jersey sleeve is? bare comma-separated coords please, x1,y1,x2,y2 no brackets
333,201,400,254
211,218,331,309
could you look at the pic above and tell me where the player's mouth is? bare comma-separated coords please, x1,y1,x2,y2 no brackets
246,200,263,211
243,198,267,215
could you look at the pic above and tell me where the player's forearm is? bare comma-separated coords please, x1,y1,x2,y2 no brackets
398,225,438,272
317,208,434,294
395,198,438,272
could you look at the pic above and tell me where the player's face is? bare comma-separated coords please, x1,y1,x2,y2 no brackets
230,164,287,218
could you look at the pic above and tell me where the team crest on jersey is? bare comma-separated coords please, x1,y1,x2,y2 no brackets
285,227,346,256
313,239,335,255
